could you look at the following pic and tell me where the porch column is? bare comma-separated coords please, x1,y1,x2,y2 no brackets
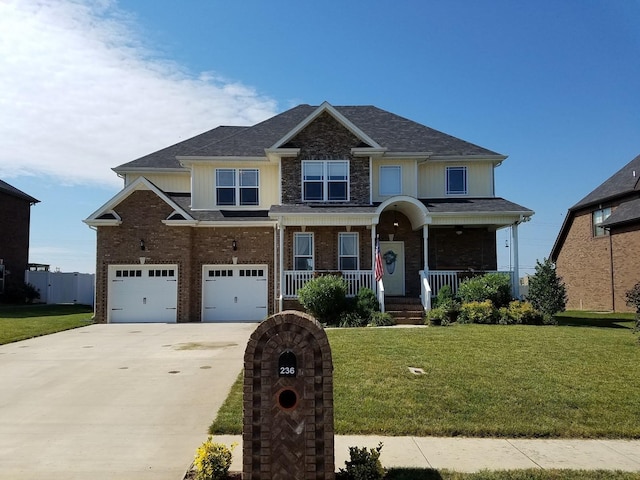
512,222,520,299
279,223,285,312
371,224,377,273
422,225,429,272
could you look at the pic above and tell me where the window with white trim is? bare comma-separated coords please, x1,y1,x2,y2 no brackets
294,233,314,270
446,166,467,195
379,165,402,196
216,168,259,206
593,207,612,237
339,232,359,270
302,160,349,202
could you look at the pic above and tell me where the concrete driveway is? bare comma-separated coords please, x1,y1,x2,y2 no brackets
0,323,256,480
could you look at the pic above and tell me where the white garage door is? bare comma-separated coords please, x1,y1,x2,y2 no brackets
108,265,178,323
202,265,268,322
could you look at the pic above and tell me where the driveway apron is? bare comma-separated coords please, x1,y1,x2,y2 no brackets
0,323,255,480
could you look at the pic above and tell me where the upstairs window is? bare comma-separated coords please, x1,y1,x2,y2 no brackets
302,160,349,202
593,207,612,237
294,233,314,270
216,169,259,206
379,165,402,196
339,233,359,270
446,166,467,195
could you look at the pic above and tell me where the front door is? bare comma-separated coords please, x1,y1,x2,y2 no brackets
379,241,405,296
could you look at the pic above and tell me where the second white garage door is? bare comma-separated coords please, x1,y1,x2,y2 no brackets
202,265,268,322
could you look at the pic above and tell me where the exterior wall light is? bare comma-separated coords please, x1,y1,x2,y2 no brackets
140,239,145,251
232,240,237,251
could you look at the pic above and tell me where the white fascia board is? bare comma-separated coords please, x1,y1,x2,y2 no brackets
429,212,533,226
384,152,433,160
273,214,375,227
265,148,300,162
271,101,382,150
351,147,387,157
428,155,508,164
83,219,122,227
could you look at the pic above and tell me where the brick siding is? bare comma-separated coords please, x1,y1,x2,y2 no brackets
0,191,32,289
556,207,638,312
95,191,274,322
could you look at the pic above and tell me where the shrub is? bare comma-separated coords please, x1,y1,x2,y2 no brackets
458,273,512,308
527,258,567,323
355,287,380,318
369,311,395,327
499,300,543,325
339,311,368,328
425,299,459,326
458,300,497,324
434,285,454,308
1,282,41,304
298,274,348,325
336,443,385,480
626,282,640,332
193,437,234,480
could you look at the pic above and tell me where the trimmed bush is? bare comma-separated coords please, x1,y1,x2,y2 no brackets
499,300,543,325
193,437,234,480
434,285,454,308
298,274,348,325
458,273,512,308
336,443,385,480
458,300,496,324
425,299,459,326
626,282,640,332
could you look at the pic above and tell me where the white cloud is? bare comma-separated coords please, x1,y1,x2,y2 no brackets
0,0,278,187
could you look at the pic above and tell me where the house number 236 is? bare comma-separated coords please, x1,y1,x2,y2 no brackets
279,366,296,376
278,350,297,377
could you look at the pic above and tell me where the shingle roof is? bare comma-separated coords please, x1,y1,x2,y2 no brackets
601,196,640,227
115,104,502,170
421,198,533,214
0,179,39,203
167,194,272,222
572,154,640,209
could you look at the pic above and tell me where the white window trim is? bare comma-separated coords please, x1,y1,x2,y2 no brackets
294,232,314,271
338,232,359,271
593,207,612,237
446,166,468,195
215,168,260,206
379,165,402,196
301,160,350,202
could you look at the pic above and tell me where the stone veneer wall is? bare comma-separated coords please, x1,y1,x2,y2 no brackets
281,111,370,204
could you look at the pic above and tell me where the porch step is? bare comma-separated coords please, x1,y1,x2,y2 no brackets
384,297,424,325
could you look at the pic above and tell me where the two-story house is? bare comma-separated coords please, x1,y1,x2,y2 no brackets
0,179,39,297
551,153,640,312
85,102,533,323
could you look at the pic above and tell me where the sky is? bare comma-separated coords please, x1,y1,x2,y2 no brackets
1,0,639,276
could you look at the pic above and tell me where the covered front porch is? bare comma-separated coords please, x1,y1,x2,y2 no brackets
271,196,530,314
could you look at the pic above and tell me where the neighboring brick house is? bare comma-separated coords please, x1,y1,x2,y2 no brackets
551,154,640,312
85,102,533,323
0,179,39,296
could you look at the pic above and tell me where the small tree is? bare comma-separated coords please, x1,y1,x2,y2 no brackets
527,258,567,323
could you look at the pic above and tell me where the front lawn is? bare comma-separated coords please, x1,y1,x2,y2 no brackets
386,469,640,479
211,319,640,438
0,304,94,344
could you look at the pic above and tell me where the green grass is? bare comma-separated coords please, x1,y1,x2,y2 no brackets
210,318,640,438
385,469,640,479
0,304,94,344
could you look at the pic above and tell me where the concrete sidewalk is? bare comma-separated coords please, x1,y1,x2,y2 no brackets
214,435,640,473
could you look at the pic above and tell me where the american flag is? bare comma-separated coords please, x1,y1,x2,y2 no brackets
375,237,384,282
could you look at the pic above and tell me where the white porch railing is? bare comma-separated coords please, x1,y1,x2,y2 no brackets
419,270,432,311
283,270,374,298
428,270,514,298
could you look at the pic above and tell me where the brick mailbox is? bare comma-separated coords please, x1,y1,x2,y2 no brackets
243,310,335,479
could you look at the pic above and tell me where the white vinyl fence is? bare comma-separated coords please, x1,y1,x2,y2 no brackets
25,271,95,306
